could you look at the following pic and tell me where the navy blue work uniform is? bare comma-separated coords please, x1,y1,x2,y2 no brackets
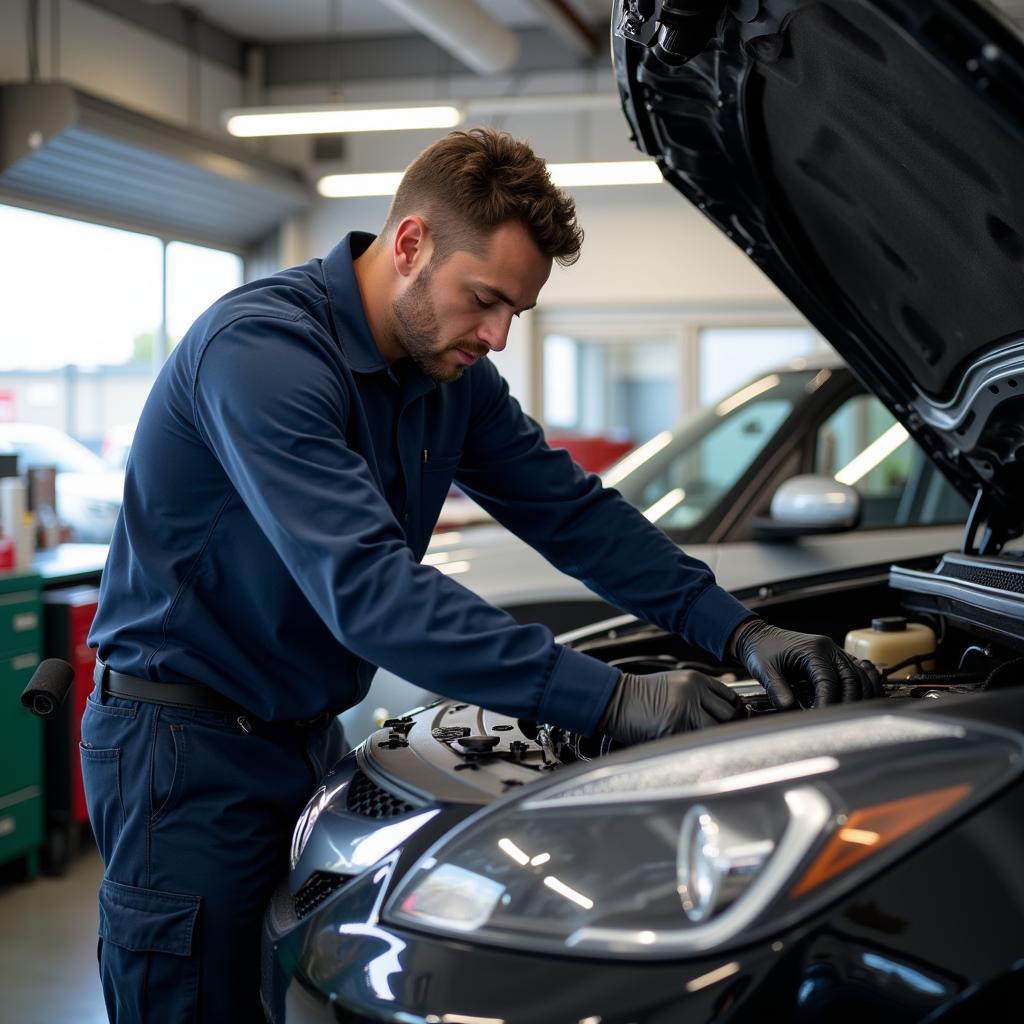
84,232,752,1021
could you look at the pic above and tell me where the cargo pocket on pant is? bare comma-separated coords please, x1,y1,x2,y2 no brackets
98,878,201,1024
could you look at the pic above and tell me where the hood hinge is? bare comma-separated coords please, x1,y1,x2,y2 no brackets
961,487,1019,557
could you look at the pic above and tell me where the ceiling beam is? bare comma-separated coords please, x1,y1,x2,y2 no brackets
377,0,519,75
76,2,606,86
264,26,605,88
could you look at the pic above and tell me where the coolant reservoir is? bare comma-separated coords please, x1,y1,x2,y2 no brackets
844,617,936,679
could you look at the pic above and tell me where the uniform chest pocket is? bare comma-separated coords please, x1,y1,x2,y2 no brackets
420,452,462,527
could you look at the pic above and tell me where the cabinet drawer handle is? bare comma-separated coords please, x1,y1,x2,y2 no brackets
13,612,38,633
11,653,38,672
0,817,15,838
0,786,41,811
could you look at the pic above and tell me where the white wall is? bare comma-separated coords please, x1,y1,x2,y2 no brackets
300,182,781,307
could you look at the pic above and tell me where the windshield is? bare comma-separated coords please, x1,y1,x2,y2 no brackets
0,427,108,475
604,370,816,532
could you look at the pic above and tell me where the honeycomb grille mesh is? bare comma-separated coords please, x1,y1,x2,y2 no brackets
942,561,1024,594
346,768,416,819
293,871,347,919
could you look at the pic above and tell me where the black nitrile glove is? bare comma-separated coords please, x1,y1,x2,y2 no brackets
733,618,885,709
600,670,744,745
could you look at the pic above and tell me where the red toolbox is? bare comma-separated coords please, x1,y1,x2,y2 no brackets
41,585,98,873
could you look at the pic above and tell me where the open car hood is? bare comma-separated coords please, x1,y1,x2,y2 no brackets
613,0,1024,552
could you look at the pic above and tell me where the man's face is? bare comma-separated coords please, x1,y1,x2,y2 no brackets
390,220,552,383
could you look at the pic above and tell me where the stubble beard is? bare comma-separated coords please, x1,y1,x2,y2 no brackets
390,269,484,383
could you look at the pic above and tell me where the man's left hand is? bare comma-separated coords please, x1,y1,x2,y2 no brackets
732,618,885,709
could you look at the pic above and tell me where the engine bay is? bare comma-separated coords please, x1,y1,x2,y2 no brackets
282,548,1024,924
361,550,1024,806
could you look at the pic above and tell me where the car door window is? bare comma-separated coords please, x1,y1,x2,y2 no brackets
613,385,804,530
814,395,968,527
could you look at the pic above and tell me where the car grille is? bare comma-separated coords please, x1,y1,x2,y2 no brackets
941,559,1024,594
346,768,416,818
293,871,348,920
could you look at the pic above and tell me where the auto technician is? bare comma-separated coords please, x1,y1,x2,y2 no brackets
85,128,879,1022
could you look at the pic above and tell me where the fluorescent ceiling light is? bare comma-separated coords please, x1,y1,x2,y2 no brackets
547,161,662,187
318,159,662,199
224,104,462,137
223,93,619,139
318,172,405,198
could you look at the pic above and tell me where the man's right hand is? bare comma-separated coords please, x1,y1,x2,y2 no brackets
600,670,744,745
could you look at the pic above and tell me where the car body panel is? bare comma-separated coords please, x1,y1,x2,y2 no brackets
267,688,1024,1024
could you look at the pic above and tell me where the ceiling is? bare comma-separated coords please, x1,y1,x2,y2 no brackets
166,0,610,44
152,0,1024,43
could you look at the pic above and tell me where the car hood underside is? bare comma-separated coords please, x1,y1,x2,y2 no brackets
614,0,1024,549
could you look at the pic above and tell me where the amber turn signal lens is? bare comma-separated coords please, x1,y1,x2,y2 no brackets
790,784,970,898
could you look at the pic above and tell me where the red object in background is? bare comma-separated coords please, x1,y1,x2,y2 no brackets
546,435,634,473
66,597,96,825
0,535,13,569
0,390,14,423
42,586,99,871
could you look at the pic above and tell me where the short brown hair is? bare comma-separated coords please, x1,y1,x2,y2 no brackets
382,127,583,267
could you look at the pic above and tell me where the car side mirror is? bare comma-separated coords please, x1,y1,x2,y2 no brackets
751,474,862,541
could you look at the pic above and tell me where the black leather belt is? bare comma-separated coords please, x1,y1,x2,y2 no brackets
92,660,335,736
94,660,244,715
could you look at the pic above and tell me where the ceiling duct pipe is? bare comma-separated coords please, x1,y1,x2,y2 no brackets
377,0,520,75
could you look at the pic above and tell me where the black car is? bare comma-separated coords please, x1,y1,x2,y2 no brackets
262,0,1024,1020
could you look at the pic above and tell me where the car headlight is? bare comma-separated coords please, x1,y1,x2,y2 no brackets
384,714,1022,957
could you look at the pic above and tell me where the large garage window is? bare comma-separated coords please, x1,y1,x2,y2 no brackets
0,203,243,450
0,203,243,542
167,241,246,348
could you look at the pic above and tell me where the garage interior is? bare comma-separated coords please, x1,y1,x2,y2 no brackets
3,1,1023,1022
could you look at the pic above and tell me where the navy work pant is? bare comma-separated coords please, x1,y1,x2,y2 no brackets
80,685,345,1023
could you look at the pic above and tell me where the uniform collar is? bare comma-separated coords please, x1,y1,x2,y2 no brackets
321,231,388,374
322,230,438,399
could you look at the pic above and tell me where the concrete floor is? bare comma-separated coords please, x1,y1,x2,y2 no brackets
0,848,108,1024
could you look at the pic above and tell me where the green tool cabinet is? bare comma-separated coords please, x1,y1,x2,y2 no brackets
0,571,42,877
